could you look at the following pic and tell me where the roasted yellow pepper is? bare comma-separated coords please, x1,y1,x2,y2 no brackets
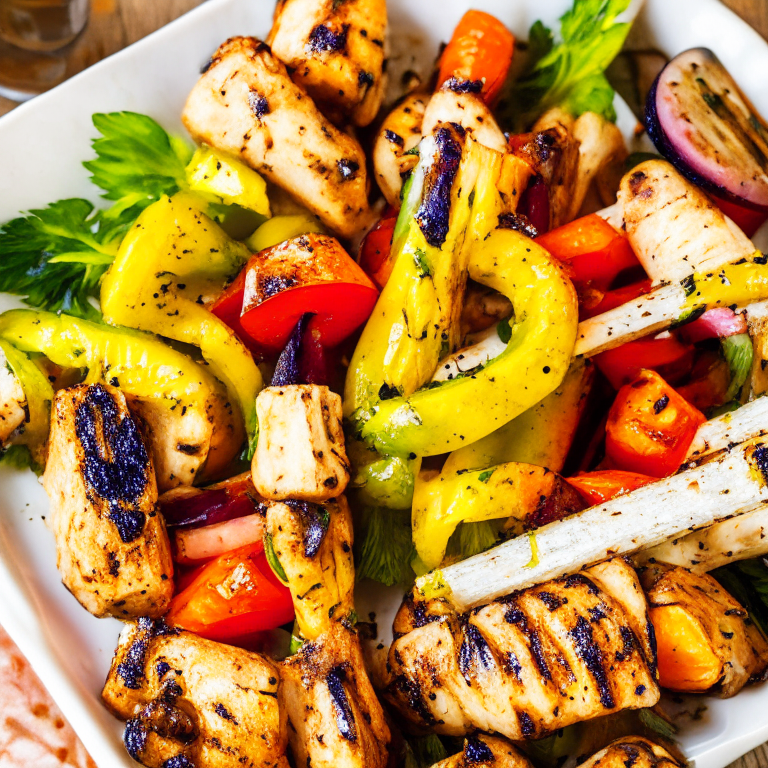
245,213,326,253
442,359,592,475
682,253,768,313
0,339,54,466
101,193,263,451
412,463,557,569
357,225,578,457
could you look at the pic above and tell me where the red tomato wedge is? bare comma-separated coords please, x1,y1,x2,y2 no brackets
605,369,706,478
359,209,397,290
437,10,515,106
166,542,293,643
581,279,653,320
536,213,642,291
594,335,695,390
173,513,265,565
212,233,378,353
567,470,656,506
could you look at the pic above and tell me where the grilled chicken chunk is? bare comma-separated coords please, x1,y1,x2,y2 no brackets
43,384,173,618
103,618,287,768
252,384,350,502
642,564,768,697
265,495,355,640
386,558,658,739
268,0,387,127
125,389,243,492
510,114,580,231
421,87,507,153
280,624,390,768
578,737,684,768
432,734,533,768
617,160,755,284
373,93,428,206
183,37,371,239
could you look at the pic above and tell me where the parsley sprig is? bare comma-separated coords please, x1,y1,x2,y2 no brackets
499,0,632,132
0,112,191,319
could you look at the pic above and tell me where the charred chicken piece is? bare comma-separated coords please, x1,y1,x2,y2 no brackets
386,558,658,739
265,495,355,640
252,384,350,502
578,737,684,768
510,110,580,231
183,37,370,239
642,564,768,697
421,87,507,153
268,0,387,127
42,384,173,618
373,93,428,206
432,734,533,768
103,618,288,768
280,624,390,768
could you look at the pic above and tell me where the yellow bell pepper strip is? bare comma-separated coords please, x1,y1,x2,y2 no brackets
344,123,478,414
186,144,271,218
245,213,326,253
680,253,768,315
0,339,54,467
186,144,271,239
100,193,263,454
0,309,238,479
412,462,569,569
441,358,592,475
359,226,578,457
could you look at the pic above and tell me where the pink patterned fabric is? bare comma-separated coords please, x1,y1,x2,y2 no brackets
0,625,95,768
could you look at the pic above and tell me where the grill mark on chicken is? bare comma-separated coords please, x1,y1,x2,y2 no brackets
458,622,495,682
284,499,330,557
503,602,552,681
444,77,483,94
162,756,194,768
123,717,149,761
117,617,179,690
497,212,538,239
569,616,614,708
308,23,349,53
416,124,464,247
75,384,150,543
326,665,358,742
140,699,197,743
248,90,270,118
464,733,495,763
337,158,360,181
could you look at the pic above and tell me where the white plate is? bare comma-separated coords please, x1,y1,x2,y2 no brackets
1,1,767,766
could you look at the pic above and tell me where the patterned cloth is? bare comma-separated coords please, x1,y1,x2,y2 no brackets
0,625,95,768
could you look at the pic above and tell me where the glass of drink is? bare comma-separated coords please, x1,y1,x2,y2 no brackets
0,0,90,101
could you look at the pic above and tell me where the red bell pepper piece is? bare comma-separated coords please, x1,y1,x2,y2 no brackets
605,369,707,478
166,542,294,643
581,279,653,320
536,214,642,291
211,234,378,353
436,10,515,105
714,195,768,238
567,470,656,506
358,209,398,290
594,335,695,390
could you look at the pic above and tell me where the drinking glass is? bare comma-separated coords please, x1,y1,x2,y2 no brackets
0,0,90,101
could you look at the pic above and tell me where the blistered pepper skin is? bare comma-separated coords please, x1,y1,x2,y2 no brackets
101,194,262,451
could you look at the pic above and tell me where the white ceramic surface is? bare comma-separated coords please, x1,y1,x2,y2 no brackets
0,1,767,766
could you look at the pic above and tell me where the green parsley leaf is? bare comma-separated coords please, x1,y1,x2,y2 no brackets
478,469,494,483
356,507,415,587
403,735,448,768
497,318,512,344
0,445,40,474
84,112,192,217
499,0,632,131
0,199,121,320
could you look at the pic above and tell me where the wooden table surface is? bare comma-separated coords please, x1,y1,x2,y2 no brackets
1,0,767,766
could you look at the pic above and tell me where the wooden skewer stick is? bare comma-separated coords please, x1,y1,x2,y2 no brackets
417,436,768,611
